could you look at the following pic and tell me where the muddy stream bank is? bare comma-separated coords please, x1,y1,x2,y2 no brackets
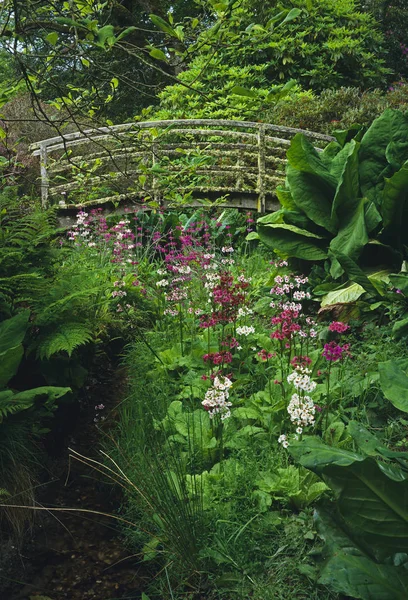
1,360,147,600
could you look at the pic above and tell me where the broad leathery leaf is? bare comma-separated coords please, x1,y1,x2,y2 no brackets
359,109,408,202
381,163,408,244
150,14,178,37
319,458,408,561
386,138,408,171
389,273,408,294
393,316,408,339
245,231,259,241
329,140,356,181
287,134,337,189
320,282,365,306
257,223,328,261
330,199,368,279
288,437,364,469
257,210,284,225
316,509,408,600
276,185,296,210
11,386,71,405
0,345,24,389
0,310,30,352
347,421,408,472
331,140,360,220
287,166,337,234
230,86,258,98
379,359,408,412
333,124,365,148
364,201,382,233
330,253,380,297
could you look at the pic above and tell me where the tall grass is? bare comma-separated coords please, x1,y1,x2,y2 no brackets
108,337,209,576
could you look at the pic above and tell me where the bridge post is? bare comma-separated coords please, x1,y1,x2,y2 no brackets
39,144,49,209
151,141,159,205
257,124,266,213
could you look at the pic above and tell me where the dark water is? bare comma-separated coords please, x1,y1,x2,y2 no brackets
1,363,147,600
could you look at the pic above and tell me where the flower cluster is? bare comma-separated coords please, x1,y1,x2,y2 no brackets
287,393,316,429
236,325,255,336
202,376,233,420
271,309,301,340
200,271,249,328
328,321,349,333
203,351,233,365
322,341,351,362
257,349,275,361
287,368,317,393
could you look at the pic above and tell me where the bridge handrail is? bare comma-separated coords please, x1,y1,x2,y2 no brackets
30,119,335,212
29,119,334,153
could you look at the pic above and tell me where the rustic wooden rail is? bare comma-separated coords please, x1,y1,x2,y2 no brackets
30,119,334,213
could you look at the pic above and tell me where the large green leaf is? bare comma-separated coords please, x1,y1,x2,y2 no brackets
0,310,29,353
393,317,408,339
320,282,365,306
360,109,408,203
257,223,328,260
10,386,71,404
275,186,296,210
389,273,408,295
289,437,364,469
331,140,360,219
0,386,70,423
330,253,380,297
287,134,337,189
381,163,408,249
286,166,337,234
378,360,408,413
292,438,408,561
316,509,408,600
330,199,368,279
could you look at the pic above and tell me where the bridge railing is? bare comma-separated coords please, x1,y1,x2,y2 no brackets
30,119,334,213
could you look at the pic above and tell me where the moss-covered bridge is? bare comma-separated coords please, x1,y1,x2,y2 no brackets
30,119,333,217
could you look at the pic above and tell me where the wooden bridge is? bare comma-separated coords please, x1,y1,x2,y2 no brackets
30,119,334,216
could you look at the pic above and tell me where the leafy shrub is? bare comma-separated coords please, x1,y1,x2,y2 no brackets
363,0,408,80
255,109,408,281
151,0,389,122
265,83,408,133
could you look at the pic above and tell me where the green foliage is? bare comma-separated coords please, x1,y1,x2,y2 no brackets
363,0,408,81
35,323,94,360
257,109,408,282
264,84,408,134
0,190,57,319
379,359,408,413
153,0,388,121
290,432,408,599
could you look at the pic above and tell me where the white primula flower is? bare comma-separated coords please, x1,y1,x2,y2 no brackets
236,325,255,336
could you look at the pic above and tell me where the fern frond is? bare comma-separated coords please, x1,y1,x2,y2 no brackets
36,323,94,360
0,390,32,422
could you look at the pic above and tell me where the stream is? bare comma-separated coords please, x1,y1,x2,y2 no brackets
1,359,146,600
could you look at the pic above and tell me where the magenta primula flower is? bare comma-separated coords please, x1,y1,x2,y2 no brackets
328,321,349,333
322,341,351,361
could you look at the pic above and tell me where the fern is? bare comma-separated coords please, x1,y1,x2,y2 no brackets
0,390,33,422
36,322,94,359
